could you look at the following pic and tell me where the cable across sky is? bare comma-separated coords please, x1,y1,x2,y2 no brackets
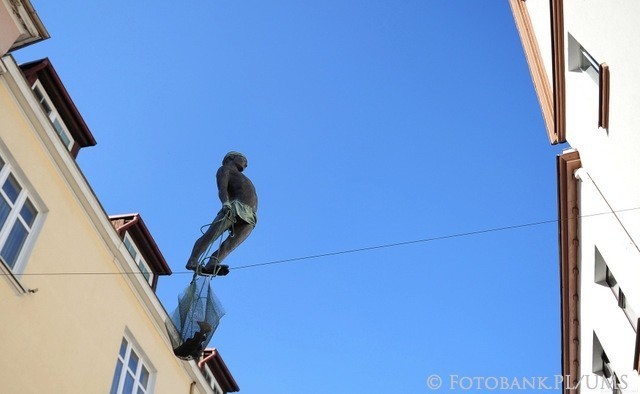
5,206,639,277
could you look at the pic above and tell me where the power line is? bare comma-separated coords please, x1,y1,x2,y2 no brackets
232,205,640,271
5,206,639,278
231,217,558,271
586,174,640,255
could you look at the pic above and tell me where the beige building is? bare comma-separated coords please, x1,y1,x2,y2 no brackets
0,1,238,392
511,0,640,392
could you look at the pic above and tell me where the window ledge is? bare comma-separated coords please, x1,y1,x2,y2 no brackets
0,260,30,295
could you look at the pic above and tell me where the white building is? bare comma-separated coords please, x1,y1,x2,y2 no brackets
510,0,640,392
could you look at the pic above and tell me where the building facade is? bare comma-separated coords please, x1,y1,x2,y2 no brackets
0,1,238,392
510,0,640,392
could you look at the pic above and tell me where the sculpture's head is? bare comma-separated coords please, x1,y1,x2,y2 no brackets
223,151,248,171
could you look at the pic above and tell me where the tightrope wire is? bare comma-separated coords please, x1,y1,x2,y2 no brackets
4,206,639,277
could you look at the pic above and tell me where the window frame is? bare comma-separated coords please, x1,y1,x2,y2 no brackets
578,46,599,84
31,80,75,151
595,248,637,332
593,333,622,394
604,266,637,332
123,232,154,286
203,364,224,394
568,34,610,129
602,354,622,394
0,152,44,276
634,319,640,372
110,333,155,394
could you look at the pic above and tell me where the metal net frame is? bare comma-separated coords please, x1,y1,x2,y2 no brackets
166,275,225,360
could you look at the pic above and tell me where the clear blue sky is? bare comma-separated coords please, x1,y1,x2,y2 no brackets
17,1,569,393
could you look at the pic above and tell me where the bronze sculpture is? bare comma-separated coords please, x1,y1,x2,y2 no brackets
185,152,258,276
172,321,212,359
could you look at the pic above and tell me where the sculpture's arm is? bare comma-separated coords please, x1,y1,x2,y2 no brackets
216,166,231,205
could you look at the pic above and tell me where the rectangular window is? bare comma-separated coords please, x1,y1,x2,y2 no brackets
568,34,610,129
203,364,223,394
634,321,640,372
593,333,622,394
31,81,75,151
0,155,40,272
578,46,599,84
595,248,637,331
123,233,154,286
598,63,610,129
602,353,622,394
605,266,637,331
110,336,153,394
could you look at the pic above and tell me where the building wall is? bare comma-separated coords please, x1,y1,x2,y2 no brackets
576,169,640,392
563,0,640,241
512,0,640,389
0,58,211,393
561,0,640,390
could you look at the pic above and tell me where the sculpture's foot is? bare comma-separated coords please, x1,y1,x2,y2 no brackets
185,260,198,271
173,340,199,360
200,263,229,276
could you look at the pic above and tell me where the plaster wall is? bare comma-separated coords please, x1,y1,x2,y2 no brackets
563,0,640,243
0,61,209,393
576,169,640,392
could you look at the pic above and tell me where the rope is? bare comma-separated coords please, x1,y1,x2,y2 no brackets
587,173,640,256
180,209,235,337
231,205,640,271
4,206,640,278
196,206,237,277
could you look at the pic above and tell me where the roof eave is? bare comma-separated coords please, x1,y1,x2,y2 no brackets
19,58,97,148
109,213,172,276
5,0,50,52
200,348,240,393
509,0,566,145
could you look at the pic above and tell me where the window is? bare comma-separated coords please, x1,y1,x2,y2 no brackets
123,233,154,286
569,35,599,84
568,34,610,129
602,353,622,394
0,155,40,272
593,334,622,394
203,364,223,394
110,336,153,394
595,248,637,331
634,320,640,372
578,46,599,84
31,80,75,151
605,266,637,330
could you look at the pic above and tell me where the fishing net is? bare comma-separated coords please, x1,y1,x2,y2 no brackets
166,275,225,360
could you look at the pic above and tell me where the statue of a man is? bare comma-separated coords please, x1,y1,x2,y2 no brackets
186,151,258,275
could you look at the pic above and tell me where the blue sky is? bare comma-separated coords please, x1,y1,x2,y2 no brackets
16,1,568,392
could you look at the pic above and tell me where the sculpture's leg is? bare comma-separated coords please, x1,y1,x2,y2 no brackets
185,210,230,270
204,221,254,269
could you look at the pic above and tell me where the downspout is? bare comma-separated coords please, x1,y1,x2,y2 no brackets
115,214,140,235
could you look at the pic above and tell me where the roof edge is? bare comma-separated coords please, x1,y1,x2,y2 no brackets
5,0,50,52
109,213,172,276
509,0,556,144
550,0,566,143
200,348,240,393
19,58,97,148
